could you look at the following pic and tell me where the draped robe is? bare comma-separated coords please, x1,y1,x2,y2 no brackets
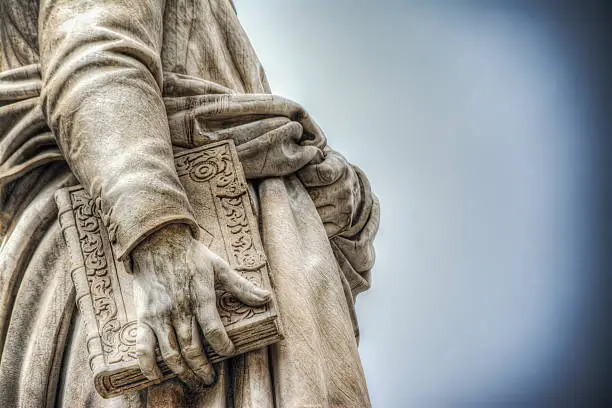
0,1,379,406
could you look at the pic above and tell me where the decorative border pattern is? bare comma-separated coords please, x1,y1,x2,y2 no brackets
71,190,136,364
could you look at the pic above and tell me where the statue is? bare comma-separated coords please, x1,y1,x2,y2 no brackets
0,1,380,407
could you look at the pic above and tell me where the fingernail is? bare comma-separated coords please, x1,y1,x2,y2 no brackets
254,286,271,298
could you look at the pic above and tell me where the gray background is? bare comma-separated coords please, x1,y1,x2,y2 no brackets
235,1,612,407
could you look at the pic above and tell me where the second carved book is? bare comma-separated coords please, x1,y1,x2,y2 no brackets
55,140,282,399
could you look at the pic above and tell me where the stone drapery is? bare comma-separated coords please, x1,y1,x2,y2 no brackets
0,1,379,406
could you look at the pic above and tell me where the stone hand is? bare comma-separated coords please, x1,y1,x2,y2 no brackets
130,224,271,386
297,149,362,237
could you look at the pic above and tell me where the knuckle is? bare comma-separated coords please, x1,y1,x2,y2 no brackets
171,304,191,320
175,324,192,341
162,350,181,362
135,343,153,358
163,352,185,373
194,289,215,309
204,325,224,341
181,344,201,360
138,311,160,324
192,359,211,372
156,301,173,317
139,303,172,322
177,332,193,346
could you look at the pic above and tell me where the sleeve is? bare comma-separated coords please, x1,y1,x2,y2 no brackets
330,166,380,300
38,0,199,260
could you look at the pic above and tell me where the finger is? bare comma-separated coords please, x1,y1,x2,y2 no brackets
298,153,346,187
193,285,235,356
174,315,215,385
155,318,191,378
212,256,271,306
136,322,162,381
222,269,271,307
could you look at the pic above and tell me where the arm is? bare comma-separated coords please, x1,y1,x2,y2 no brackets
39,0,192,258
39,0,269,386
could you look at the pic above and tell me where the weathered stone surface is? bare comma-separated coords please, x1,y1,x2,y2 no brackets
0,1,379,406
56,141,283,398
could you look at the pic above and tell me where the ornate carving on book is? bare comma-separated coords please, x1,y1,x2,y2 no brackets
55,140,282,399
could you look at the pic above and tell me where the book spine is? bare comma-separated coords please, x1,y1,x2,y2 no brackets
54,188,105,374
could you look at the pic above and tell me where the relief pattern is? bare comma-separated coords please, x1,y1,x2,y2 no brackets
71,190,137,364
176,143,268,326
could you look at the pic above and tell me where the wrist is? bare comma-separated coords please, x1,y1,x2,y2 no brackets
131,223,193,260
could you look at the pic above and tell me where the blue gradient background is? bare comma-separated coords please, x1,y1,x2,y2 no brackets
235,2,612,407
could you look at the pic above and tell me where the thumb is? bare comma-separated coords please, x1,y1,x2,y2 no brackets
212,255,271,306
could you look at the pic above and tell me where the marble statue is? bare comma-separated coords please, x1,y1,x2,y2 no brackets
0,1,380,407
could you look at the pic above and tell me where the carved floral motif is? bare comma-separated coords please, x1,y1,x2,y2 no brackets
71,190,136,364
177,143,268,325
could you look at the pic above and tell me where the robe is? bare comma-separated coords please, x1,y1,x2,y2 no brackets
0,0,379,406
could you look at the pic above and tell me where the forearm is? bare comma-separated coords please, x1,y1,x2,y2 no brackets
39,0,197,259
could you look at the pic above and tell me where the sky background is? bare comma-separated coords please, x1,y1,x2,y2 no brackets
235,2,612,407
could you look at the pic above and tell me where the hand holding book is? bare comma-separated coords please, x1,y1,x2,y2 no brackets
130,223,271,386
55,141,283,398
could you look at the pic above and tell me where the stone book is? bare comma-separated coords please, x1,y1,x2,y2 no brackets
55,140,282,399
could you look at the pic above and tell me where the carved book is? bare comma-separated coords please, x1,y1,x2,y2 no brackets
55,140,282,399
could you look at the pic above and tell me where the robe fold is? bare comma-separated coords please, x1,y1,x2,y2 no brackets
0,1,379,407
